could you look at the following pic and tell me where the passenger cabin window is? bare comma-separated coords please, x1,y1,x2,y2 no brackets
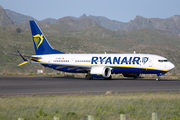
53,60,69,62
75,60,91,62
158,60,168,62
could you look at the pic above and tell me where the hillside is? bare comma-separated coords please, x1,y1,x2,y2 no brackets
5,9,37,24
123,15,180,33
1,24,180,74
56,17,99,29
41,18,56,24
16,21,50,30
79,14,127,31
0,6,13,26
0,5,180,74
2,5,180,37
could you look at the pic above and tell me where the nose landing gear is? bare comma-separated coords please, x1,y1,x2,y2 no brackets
156,72,165,81
156,76,160,81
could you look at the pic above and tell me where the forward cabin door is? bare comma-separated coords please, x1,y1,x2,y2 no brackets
71,58,75,64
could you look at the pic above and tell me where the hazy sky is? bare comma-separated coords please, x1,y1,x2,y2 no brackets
1,0,180,22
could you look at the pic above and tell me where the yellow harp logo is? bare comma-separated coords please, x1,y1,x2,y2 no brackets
33,34,44,50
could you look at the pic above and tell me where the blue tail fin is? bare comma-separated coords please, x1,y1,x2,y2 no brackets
29,20,64,55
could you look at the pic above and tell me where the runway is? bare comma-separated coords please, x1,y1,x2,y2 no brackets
0,75,180,96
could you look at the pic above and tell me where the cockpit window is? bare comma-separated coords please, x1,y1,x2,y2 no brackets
158,60,169,62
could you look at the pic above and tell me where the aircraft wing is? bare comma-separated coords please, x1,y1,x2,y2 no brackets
32,61,91,71
30,57,91,71
16,51,91,71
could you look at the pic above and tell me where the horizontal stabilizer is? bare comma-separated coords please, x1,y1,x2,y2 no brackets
18,51,28,66
18,61,28,66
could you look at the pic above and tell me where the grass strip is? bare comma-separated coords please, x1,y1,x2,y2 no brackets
0,93,180,120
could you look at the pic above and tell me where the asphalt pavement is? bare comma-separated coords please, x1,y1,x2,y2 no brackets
0,75,180,96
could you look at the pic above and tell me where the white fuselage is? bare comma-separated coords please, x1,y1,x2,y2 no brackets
32,53,175,74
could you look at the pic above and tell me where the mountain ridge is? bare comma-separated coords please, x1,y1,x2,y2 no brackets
123,15,180,33
56,17,99,29
0,6,13,26
5,9,37,24
2,5,180,36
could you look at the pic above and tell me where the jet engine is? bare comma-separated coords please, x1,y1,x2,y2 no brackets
90,66,111,78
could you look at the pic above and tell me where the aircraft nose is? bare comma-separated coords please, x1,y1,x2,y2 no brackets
168,62,175,71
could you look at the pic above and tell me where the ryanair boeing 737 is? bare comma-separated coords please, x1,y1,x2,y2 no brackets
18,20,175,81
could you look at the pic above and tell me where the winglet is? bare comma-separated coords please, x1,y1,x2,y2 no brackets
18,51,28,66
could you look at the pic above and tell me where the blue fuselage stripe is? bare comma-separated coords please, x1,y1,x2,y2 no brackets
42,64,166,74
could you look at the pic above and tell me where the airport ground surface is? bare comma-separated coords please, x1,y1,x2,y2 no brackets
0,75,180,96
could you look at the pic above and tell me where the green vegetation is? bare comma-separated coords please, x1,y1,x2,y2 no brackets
1,23,180,74
0,93,180,120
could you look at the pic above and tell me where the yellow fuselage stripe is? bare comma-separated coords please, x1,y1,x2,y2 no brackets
30,58,46,63
91,73,103,75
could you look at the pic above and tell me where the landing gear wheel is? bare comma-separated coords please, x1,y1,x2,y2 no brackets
156,76,160,81
104,75,112,80
85,75,93,80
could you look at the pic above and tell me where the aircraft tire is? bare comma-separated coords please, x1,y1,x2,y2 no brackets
104,75,112,80
156,76,160,81
85,75,93,80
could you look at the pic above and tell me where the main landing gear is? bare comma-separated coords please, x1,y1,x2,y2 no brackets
85,73,93,80
104,75,112,80
85,73,112,80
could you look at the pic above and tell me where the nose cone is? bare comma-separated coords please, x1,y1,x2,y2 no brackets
168,62,175,71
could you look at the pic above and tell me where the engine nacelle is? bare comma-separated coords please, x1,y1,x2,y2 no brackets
90,66,111,78
122,73,141,78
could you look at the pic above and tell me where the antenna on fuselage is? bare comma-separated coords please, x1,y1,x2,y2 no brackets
133,51,136,54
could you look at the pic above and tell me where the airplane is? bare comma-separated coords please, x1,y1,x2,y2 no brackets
18,20,175,81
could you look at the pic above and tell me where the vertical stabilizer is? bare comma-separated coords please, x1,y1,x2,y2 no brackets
29,20,64,55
